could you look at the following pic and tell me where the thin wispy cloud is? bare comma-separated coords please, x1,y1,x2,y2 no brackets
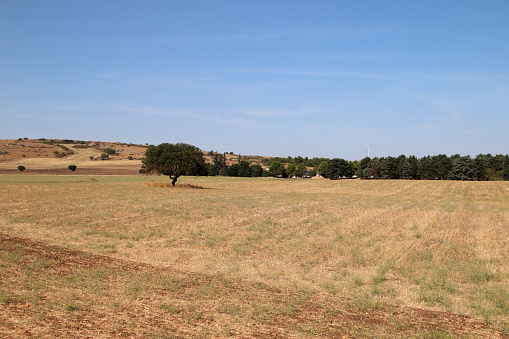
155,26,392,45
109,105,259,129
240,104,325,118
221,68,397,81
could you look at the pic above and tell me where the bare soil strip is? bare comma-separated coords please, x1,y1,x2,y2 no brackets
0,233,503,338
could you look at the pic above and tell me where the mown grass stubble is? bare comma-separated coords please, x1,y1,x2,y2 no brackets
1,175,508,321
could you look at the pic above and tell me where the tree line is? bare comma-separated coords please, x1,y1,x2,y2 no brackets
142,143,509,184
207,152,509,181
321,153,509,181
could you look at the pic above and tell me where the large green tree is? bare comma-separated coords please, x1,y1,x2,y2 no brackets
269,161,284,177
295,163,307,177
448,155,473,181
142,143,205,186
318,161,328,178
326,158,353,180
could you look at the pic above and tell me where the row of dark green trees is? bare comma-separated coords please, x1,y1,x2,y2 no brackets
326,154,508,181
141,144,509,182
205,153,509,181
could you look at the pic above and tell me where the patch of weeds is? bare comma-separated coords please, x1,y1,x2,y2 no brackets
324,282,338,295
349,291,382,311
90,268,107,280
27,257,57,271
419,289,449,307
83,229,98,236
127,281,146,300
63,293,84,312
99,243,116,249
498,322,509,337
159,303,182,315
281,291,311,318
164,238,176,247
131,233,145,241
197,281,219,297
0,291,19,305
204,235,228,248
372,274,387,285
371,286,384,297
409,250,434,269
422,329,455,339
98,243,117,253
0,252,24,266
116,233,130,240
217,303,243,317
351,250,366,267
353,277,364,287
325,309,342,316
185,304,206,323
283,302,298,316
65,270,85,287
110,301,124,311
417,269,456,307
467,258,498,283
65,301,80,312
157,276,186,292
100,231,115,238
252,304,276,322
393,320,415,331
485,285,509,315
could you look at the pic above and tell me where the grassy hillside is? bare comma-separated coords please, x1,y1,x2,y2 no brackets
0,139,269,175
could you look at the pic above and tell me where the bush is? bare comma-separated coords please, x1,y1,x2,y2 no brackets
104,148,116,155
17,166,25,171
68,165,77,171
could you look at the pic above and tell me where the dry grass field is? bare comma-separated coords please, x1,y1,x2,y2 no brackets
1,174,509,338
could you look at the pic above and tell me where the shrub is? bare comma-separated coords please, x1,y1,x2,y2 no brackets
17,165,25,171
104,148,116,155
68,165,77,171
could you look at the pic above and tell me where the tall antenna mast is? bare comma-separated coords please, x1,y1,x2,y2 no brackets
367,145,374,158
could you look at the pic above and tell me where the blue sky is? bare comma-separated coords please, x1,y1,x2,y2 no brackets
1,1,508,159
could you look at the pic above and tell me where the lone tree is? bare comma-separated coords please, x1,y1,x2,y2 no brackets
142,143,205,186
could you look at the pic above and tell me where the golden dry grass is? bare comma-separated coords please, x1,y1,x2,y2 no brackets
1,175,509,337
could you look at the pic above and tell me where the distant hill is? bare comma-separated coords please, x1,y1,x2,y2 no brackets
0,139,270,175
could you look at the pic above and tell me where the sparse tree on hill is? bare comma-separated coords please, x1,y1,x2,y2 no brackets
142,143,205,186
